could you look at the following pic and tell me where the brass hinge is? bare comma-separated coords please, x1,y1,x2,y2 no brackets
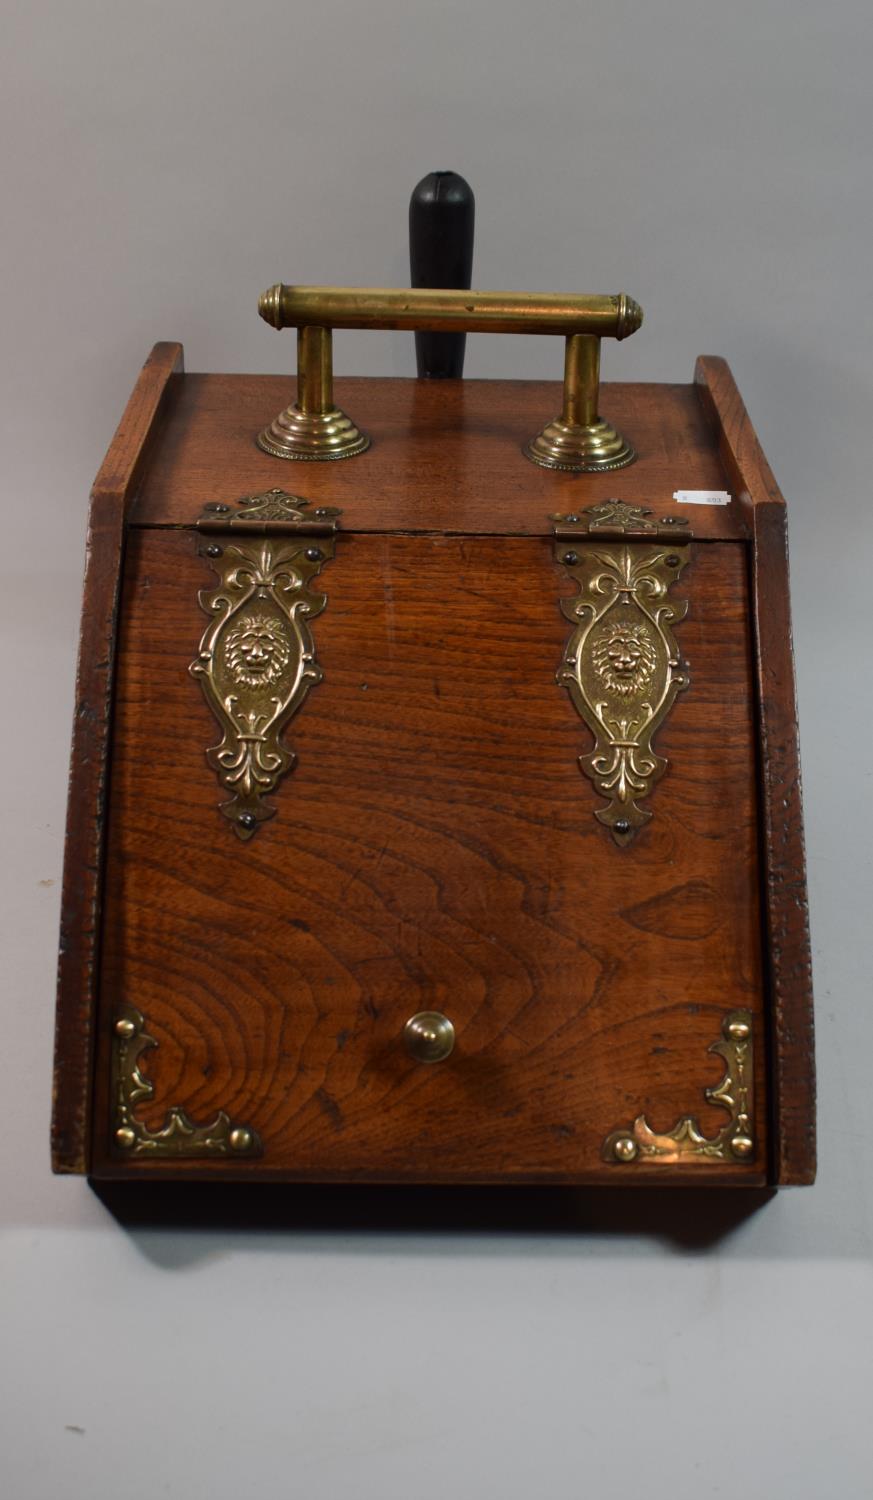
551,498,692,541
195,487,341,535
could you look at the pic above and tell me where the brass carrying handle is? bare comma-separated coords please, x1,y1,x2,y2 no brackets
256,284,644,471
259,285,641,338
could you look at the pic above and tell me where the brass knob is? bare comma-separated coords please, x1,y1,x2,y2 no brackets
403,1011,455,1064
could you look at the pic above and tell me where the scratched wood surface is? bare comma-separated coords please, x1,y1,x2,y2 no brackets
90,529,767,1183
130,375,750,540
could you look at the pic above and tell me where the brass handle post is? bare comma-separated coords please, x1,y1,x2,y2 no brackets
523,331,634,472
258,323,369,461
296,326,332,414
562,334,600,428
257,285,643,470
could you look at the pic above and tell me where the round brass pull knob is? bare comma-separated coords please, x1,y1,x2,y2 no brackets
403,1011,455,1064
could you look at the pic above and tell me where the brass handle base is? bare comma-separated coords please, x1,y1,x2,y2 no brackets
403,1011,455,1063
525,416,636,473
257,404,370,462
258,324,370,463
524,330,636,472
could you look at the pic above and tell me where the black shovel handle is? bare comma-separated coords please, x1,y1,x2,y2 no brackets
409,171,475,378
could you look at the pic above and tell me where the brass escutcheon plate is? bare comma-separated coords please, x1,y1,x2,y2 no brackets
555,508,691,845
190,491,339,839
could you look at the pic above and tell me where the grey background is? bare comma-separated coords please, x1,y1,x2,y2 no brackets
2,1,871,1496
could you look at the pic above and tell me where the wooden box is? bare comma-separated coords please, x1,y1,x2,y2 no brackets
52,346,815,1186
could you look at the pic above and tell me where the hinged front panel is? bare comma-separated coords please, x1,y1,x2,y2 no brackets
91,526,768,1183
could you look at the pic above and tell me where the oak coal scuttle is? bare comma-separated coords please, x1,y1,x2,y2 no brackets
52,176,815,1188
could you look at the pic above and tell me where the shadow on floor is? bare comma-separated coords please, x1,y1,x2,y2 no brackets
91,1178,773,1251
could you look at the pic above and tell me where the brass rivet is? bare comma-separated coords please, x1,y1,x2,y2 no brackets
403,1011,455,1064
206,502,229,513
237,811,256,830
229,1128,253,1152
726,1018,751,1042
614,819,630,835
562,551,579,565
666,555,680,567
114,1018,136,1038
730,1134,754,1159
115,1127,136,1150
613,1135,638,1162
305,547,324,562
205,544,222,558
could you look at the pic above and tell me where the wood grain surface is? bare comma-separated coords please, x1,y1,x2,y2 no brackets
91,529,767,1183
52,342,183,1173
54,351,813,1185
131,375,751,540
696,356,816,1184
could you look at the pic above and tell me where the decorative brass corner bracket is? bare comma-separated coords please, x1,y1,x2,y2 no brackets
111,1006,261,1159
190,491,340,840
603,1010,755,1165
553,502,691,846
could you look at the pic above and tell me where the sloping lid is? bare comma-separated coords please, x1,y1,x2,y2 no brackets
130,374,750,540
